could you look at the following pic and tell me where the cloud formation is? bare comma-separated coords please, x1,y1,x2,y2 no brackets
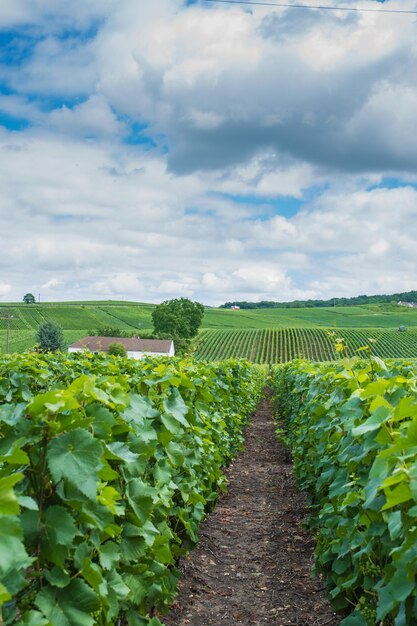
0,0,416,305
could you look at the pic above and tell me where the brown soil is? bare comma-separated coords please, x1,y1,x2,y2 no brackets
163,389,339,626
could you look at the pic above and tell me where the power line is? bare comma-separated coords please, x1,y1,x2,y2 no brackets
203,0,417,14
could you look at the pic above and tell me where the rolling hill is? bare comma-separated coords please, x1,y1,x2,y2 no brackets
1,300,417,356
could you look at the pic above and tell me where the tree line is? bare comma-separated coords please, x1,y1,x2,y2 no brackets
220,290,417,310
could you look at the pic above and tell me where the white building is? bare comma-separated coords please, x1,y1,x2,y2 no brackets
398,301,417,308
68,336,175,360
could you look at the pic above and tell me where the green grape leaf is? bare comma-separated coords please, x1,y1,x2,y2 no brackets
98,541,120,571
47,429,103,500
18,496,39,511
352,406,391,436
44,566,71,588
126,480,156,523
0,472,23,515
0,581,11,606
105,442,139,463
15,610,52,625
29,390,80,415
0,515,31,577
162,390,189,427
43,506,80,546
35,579,99,626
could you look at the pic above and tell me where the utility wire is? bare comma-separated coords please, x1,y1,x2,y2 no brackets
203,0,417,14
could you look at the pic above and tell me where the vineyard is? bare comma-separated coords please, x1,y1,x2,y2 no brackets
2,341,417,624
194,327,417,362
2,301,417,356
0,352,266,625
0,304,156,354
273,358,417,624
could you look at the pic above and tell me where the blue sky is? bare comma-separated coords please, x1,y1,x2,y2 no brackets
0,0,416,305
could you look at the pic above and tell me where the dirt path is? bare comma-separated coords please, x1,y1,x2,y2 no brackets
163,389,339,626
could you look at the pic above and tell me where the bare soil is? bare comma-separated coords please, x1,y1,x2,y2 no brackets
163,389,339,626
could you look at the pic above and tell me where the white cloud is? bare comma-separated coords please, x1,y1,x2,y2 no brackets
0,0,113,30
1,2,417,305
0,123,417,305
87,1,417,174
48,95,123,137
0,94,43,123
42,278,63,290
0,282,12,297
94,272,143,296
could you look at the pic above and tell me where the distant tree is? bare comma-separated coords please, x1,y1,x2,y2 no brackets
152,298,204,339
36,321,64,352
107,342,127,357
220,290,417,310
23,293,36,304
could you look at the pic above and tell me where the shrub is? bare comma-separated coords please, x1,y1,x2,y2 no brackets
36,321,64,352
107,342,127,357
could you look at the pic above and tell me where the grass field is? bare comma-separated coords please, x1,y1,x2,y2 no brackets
1,300,417,355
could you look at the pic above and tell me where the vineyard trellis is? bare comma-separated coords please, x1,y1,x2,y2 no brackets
0,308,36,354
193,327,417,363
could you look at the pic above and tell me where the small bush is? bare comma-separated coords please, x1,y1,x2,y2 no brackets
107,342,127,357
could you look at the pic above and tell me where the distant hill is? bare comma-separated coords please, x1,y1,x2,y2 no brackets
220,290,417,310
2,299,417,354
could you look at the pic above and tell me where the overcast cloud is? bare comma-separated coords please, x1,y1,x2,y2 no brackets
0,0,417,305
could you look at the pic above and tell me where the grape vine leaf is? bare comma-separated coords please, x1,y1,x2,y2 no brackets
15,609,52,625
35,579,100,626
0,515,31,577
0,473,23,515
43,506,80,546
47,429,103,500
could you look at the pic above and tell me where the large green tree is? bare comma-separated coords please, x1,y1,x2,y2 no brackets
152,298,204,339
36,321,65,352
23,293,36,304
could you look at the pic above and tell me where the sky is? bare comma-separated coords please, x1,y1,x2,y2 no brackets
1,0,417,306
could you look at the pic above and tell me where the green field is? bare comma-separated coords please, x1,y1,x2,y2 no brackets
0,302,155,353
203,303,417,329
1,300,417,355
194,327,417,363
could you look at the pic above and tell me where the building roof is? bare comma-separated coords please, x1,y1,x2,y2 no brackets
69,336,173,353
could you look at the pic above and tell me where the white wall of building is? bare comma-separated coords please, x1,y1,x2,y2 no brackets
68,343,175,359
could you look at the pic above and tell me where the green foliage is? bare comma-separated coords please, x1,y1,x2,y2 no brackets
220,289,417,309
272,357,417,625
171,337,191,357
4,299,417,355
87,327,125,337
107,342,127,357
0,352,266,624
204,303,417,330
152,298,204,340
36,321,65,353
22,294,35,305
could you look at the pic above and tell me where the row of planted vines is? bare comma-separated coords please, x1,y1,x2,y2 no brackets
0,352,265,626
194,327,417,363
272,357,417,625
